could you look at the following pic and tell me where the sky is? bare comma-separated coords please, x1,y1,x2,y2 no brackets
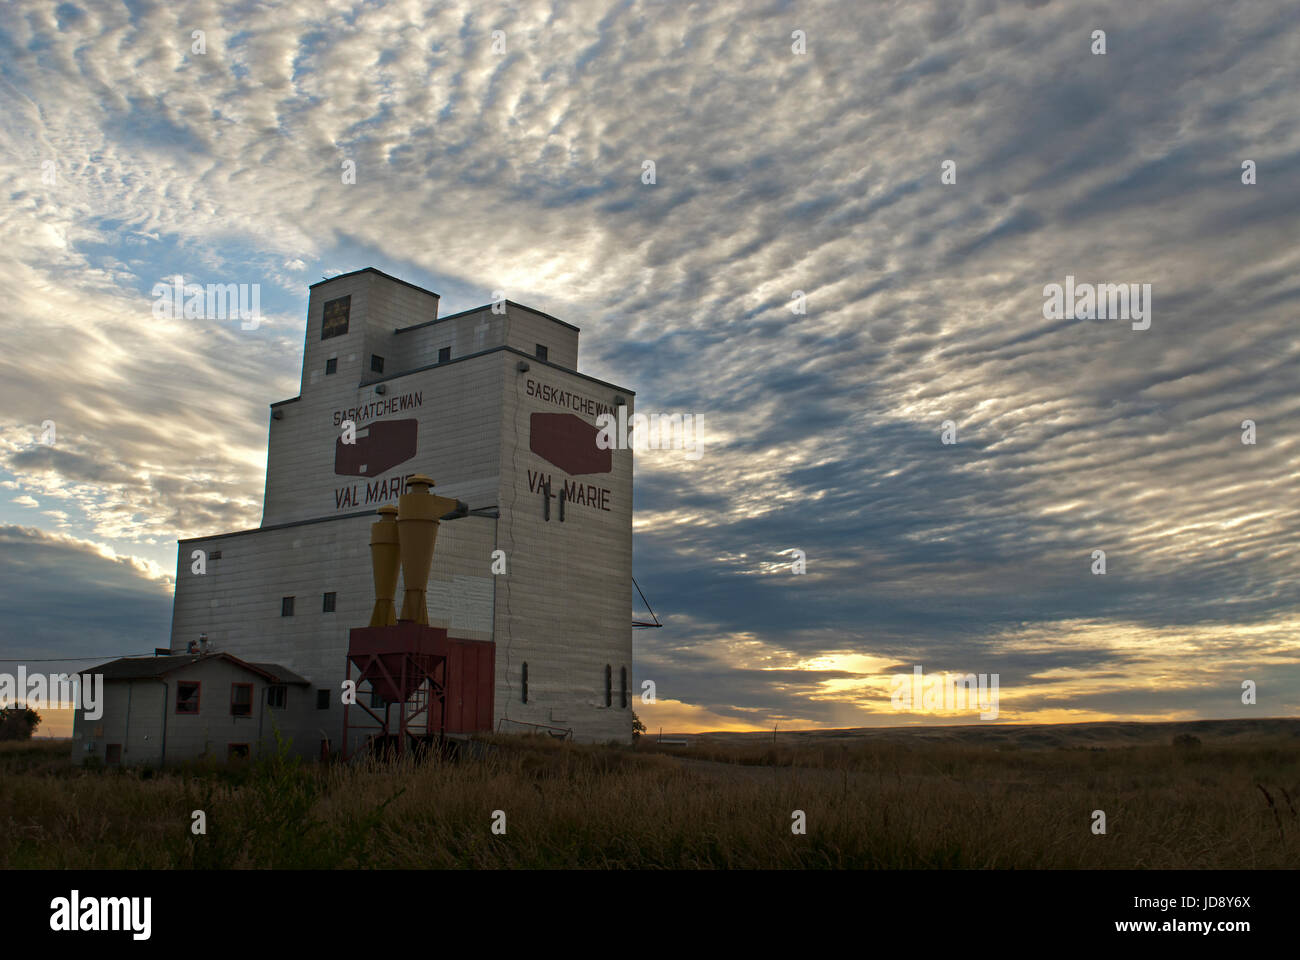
1,0,1297,737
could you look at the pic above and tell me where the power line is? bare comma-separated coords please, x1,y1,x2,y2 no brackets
0,652,158,662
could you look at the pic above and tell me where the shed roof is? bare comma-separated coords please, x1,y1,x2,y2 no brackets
80,653,310,685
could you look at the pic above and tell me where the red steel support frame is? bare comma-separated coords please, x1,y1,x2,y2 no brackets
341,649,447,760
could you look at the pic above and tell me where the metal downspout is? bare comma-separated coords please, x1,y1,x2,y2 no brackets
153,679,168,765
124,682,132,762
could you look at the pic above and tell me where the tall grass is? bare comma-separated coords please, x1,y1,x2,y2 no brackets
2,733,1297,868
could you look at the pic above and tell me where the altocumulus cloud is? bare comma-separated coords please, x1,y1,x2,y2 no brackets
0,0,1297,728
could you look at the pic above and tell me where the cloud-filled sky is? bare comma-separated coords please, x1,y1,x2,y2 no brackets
1,0,1297,735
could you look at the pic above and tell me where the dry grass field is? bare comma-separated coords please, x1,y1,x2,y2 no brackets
3,718,1298,869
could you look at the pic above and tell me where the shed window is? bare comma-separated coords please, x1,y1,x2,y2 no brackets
231,683,253,717
521,662,529,704
438,347,451,363
176,681,201,714
316,689,331,710
281,596,295,617
325,357,337,375
267,685,287,709
370,354,384,373
535,344,548,361
604,664,612,708
228,743,250,760
323,591,336,613
620,667,628,709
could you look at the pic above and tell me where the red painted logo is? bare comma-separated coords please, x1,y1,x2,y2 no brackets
529,413,611,475
335,419,418,476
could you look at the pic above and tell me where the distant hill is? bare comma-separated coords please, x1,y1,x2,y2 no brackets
675,717,1300,749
